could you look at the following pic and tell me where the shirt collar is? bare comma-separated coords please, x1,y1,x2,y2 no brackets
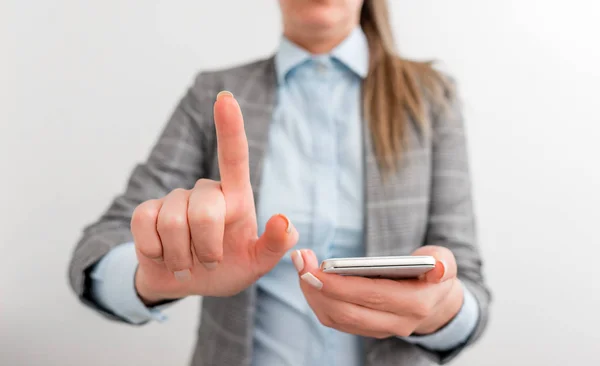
331,27,369,79
274,26,369,84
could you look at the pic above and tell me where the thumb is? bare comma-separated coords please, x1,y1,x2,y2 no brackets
253,214,299,272
412,245,457,283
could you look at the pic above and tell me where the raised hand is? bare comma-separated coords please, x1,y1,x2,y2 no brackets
132,91,298,304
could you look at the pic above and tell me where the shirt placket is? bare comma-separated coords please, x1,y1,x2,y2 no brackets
307,57,340,366
308,58,338,264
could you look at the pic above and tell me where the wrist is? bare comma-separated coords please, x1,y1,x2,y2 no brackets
415,278,464,335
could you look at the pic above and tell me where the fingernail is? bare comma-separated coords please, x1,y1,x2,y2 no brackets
291,250,304,273
174,269,191,282
152,257,164,264
277,213,293,233
202,261,218,270
439,260,448,280
216,90,233,100
301,272,323,290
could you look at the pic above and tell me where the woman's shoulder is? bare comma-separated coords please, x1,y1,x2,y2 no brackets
400,58,461,123
406,60,456,101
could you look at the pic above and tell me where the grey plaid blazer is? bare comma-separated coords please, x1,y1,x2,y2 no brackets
68,56,490,366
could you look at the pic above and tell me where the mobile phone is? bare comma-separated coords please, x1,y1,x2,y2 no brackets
319,255,435,279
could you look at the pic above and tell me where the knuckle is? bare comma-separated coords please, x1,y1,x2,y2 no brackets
131,201,160,227
158,213,188,232
317,314,334,328
389,318,418,337
411,298,433,319
163,256,190,272
194,246,223,263
137,241,162,259
394,325,413,338
172,187,188,195
194,178,217,189
331,308,360,327
189,204,222,227
363,290,386,308
406,319,421,336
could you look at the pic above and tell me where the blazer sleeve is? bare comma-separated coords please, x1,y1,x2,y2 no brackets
67,72,218,321
420,81,492,363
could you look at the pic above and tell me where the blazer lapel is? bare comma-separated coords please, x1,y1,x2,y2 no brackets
238,57,278,203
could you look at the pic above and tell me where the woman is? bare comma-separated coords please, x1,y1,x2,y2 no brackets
68,0,491,365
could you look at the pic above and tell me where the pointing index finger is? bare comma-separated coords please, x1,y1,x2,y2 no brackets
213,91,252,198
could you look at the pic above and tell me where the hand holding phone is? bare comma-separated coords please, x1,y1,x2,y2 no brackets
319,255,435,279
296,247,463,338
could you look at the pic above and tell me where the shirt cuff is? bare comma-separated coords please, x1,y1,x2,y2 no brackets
89,242,170,324
403,281,480,351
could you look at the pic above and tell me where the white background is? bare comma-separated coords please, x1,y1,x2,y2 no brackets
2,1,599,365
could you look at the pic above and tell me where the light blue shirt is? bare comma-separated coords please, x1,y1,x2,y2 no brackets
90,27,479,366
252,28,368,366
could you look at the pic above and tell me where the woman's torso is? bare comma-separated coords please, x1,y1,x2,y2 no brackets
194,41,434,366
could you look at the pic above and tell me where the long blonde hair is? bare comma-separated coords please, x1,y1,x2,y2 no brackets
361,0,451,174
